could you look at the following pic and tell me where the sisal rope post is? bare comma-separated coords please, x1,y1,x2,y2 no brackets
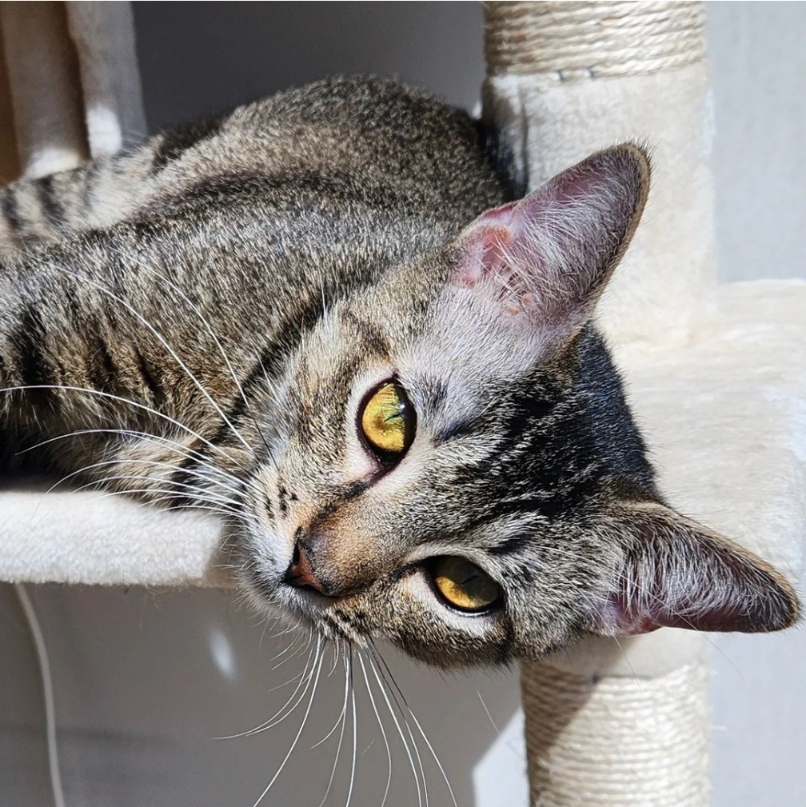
483,3,715,804
484,2,706,80
522,661,710,806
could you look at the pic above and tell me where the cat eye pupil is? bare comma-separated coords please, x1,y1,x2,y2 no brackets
358,380,415,462
429,556,501,614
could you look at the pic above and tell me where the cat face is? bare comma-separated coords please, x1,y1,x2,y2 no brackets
238,145,798,667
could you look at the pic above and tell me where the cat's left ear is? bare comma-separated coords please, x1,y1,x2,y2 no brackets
452,144,649,337
590,502,800,636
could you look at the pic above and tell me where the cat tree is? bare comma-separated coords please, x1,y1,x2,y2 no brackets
484,2,804,804
0,3,803,805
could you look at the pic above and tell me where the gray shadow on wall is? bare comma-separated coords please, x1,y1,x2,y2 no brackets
133,2,486,131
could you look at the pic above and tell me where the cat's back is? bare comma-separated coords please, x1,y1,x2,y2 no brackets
0,77,508,264
147,76,506,229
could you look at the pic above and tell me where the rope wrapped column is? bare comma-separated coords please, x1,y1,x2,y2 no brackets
521,634,709,806
484,1,716,349
483,3,715,804
522,659,709,806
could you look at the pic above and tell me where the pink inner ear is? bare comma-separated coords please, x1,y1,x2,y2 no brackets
453,217,514,289
594,505,800,637
451,146,650,330
598,545,731,637
550,161,612,208
601,588,745,636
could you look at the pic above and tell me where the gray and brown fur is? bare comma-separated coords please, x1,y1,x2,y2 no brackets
0,77,797,667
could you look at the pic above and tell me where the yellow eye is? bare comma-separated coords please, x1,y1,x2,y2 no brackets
431,557,501,613
359,381,415,460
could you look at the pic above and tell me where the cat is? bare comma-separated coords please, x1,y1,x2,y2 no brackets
0,76,798,667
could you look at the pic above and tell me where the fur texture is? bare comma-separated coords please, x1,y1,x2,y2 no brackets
0,77,797,667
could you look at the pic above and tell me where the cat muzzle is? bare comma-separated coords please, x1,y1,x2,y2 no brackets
283,519,393,598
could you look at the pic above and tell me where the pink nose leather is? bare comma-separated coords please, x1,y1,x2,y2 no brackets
283,542,327,594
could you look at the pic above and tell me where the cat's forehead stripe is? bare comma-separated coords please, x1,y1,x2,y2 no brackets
341,310,391,357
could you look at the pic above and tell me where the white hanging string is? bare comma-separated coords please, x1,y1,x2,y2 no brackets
14,584,67,807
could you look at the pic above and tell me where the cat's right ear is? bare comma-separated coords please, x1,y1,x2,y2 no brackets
451,144,650,340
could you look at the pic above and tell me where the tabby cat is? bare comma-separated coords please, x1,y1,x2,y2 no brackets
0,77,797,667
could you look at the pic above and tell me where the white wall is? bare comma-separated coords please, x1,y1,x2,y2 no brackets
2,3,804,806
707,3,806,283
4,586,526,807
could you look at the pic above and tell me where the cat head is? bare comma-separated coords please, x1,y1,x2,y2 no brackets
238,144,799,667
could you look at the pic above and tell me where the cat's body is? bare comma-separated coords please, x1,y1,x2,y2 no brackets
0,77,797,667
0,78,502,486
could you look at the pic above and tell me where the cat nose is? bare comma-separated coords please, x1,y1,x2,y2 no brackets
283,540,328,595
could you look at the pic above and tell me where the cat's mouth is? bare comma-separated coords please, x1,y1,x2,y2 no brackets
276,577,366,643
243,560,351,640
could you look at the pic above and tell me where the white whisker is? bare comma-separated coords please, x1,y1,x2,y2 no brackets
21,428,247,492
358,653,392,807
373,648,430,807
316,645,349,807
272,627,315,671
328,637,342,678
141,264,278,466
312,651,348,750
476,690,499,734
372,646,456,807
0,384,241,469
147,265,253,414
45,457,243,503
220,641,319,741
367,654,423,807
251,640,325,807
268,631,303,664
405,700,457,807
345,650,358,807
66,474,243,514
73,488,248,522
56,266,251,450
